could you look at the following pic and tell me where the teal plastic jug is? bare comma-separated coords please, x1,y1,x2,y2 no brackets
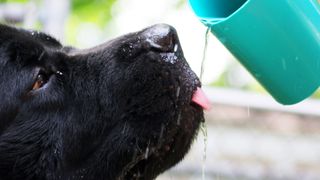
189,0,320,105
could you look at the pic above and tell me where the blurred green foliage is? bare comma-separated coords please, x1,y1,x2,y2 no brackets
0,0,116,25
312,90,320,98
210,71,267,94
66,0,117,45
70,0,116,27
175,0,187,9
0,0,117,45
0,0,28,2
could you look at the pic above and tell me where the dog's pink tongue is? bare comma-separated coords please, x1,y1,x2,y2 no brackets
192,87,211,110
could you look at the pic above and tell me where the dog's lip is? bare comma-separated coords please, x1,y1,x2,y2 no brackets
191,87,211,110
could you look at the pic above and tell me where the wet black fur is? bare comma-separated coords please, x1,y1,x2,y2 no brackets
0,24,204,180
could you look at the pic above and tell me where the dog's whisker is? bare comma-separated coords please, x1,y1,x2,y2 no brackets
176,86,181,98
158,124,165,146
122,121,128,134
38,51,45,61
144,146,150,159
176,111,181,126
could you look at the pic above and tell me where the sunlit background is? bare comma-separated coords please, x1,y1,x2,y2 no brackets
1,0,320,179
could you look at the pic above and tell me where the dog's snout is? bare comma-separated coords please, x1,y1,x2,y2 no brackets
142,24,177,52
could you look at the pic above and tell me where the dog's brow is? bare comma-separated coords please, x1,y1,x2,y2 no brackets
28,30,62,48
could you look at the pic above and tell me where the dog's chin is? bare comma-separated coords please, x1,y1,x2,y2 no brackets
122,104,204,179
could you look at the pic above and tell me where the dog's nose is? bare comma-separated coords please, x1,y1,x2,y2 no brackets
142,24,177,52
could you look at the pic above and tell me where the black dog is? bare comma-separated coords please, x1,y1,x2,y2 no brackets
0,23,208,180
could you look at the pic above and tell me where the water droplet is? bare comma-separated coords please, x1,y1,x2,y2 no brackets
56,71,63,76
144,147,149,159
122,122,128,134
282,58,287,70
160,53,178,64
174,44,178,52
254,73,261,78
200,18,224,26
159,124,165,140
38,51,45,61
219,37,227,43
176,111,181,125
176,86,181,98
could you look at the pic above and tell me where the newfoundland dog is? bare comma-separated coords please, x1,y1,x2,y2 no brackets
0,24,209,180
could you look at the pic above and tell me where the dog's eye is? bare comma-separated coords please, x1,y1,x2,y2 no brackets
32,72,49,90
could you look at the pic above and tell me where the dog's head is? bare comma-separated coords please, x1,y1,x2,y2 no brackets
0,24,208,179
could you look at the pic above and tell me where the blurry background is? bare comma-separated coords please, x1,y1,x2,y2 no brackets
1,0,320,179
